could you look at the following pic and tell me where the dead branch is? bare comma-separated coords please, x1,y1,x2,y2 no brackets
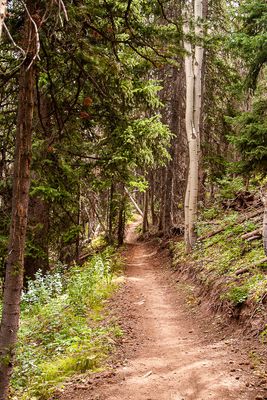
247,235,262,242
235,267,251,276
21,0,40,69
3,22,26,57
198,207,263,241
241,228,262,240
55,0,69,22
253,258,267,267
125,188,144,217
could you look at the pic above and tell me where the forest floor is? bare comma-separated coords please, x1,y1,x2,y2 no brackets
58,222,267,400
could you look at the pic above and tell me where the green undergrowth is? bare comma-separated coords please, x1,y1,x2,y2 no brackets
8,247,124,400
171,207,267,319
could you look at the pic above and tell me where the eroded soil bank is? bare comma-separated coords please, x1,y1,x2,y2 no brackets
58,232,267,400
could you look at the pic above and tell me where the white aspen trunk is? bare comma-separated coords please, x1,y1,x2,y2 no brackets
183,3,196,252
183,0,204,252
194,0,204,151
190,0,204,248
0,0,7,38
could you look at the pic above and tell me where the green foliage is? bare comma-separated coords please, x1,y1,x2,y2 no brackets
222,274,266,305
227,96,267,173
216,176,245,199
229,0,267,90
223,285,249,305
10,247,123,399
225,0,267,176
21,270,64,308
173,206,267,312
0,0,176,274
201,207,220,220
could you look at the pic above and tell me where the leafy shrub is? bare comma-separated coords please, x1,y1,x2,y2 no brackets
202,207,220,220
217,176,245,199
9,246,123,400
22,270,64,308
224,285,249,305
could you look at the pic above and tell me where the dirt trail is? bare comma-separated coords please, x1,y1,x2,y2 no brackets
60,224,261,400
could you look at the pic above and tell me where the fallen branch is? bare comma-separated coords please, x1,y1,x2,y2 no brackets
250,215,263,223
235,267,251,276
198,208,263,241
241,228,262,240
253,258,267,267
235,258,267,275
247,235,262,242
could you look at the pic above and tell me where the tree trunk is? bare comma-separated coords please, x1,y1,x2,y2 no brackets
117,198,126,246
142,190,149,234
0,0,7,38
183,9,195,252
261,187,267,256
149,172,157,226
24,195,49,281
108,183,115,243
24,92,51,281
158,168,166,232
163,67,181,235
0,8,36,398
183,0,204,253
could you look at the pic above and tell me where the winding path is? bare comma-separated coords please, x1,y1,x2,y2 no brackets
61,224,259,400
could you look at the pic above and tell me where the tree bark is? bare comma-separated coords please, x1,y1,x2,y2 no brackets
261,186,267,256
149,172,157,226
163,67,181,235
183,0,204,253
0,0,7,38
24,195,49,281
183,6,195,252
142,190,149,234
0,8,36,398
24,93,51,281
158,168,166,232
107,183,115,243
117,199,126,246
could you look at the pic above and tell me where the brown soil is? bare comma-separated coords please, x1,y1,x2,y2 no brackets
57,223,267,400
